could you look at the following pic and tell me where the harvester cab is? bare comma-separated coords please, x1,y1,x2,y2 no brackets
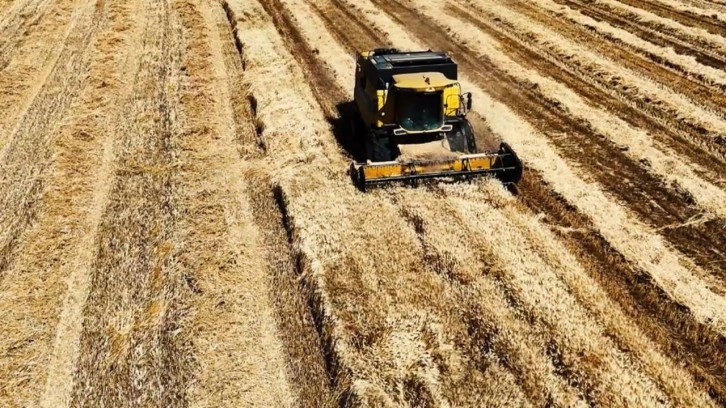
349,48,523,191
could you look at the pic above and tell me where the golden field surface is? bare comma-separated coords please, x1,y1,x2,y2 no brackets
0,0,725,406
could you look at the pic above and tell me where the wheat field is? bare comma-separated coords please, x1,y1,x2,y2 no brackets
0,0,724,406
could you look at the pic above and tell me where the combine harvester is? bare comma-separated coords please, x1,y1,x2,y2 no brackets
349,48,523,191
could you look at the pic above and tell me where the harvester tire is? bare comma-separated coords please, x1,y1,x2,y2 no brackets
448,120,477,154
367,133,394,162
462,120,477,153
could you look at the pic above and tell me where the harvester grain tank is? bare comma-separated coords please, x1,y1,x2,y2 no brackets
349,48,523,190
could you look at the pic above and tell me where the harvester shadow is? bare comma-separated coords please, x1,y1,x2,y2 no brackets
328,100,367,163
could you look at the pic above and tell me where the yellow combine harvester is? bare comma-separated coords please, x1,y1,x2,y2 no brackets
349,48,523,191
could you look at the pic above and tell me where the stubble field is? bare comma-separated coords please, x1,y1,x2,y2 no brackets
0,0,724,406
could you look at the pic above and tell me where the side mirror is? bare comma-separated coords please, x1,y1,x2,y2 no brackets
466,93,473,111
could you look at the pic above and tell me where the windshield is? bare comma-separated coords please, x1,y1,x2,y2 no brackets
396,90,443,131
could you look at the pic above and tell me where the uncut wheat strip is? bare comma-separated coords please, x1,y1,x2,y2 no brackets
476,182,718,406
426,0,726,221
435,184,670,407
391,188,588,407
0,2,130,406
466,0,726,136
346,0,726,333
0,0,84,154
38,1,143,407
530,0,726,85
598,0,726,48
227,1,343,168
176,2,296,406
227,0,441,403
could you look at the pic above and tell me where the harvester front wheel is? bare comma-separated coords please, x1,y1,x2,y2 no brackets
448,120,477,154
365,132,395,162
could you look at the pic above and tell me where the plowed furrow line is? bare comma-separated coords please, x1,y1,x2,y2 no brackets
514,0,726,116
0,0,105,282
617,0,726,37
554,0,726,68
373,0,726,278
455,2,726,173
321,0,726,399
69,1,190,406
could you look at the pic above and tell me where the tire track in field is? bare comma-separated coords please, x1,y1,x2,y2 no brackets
313,0,726,401
0,0,105,284
616,0,726,37
512,0,726,120
555,0,726,69
69,1,191,406
373,0,726,280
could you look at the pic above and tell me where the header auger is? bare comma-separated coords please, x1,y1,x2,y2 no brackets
348,48,523,191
